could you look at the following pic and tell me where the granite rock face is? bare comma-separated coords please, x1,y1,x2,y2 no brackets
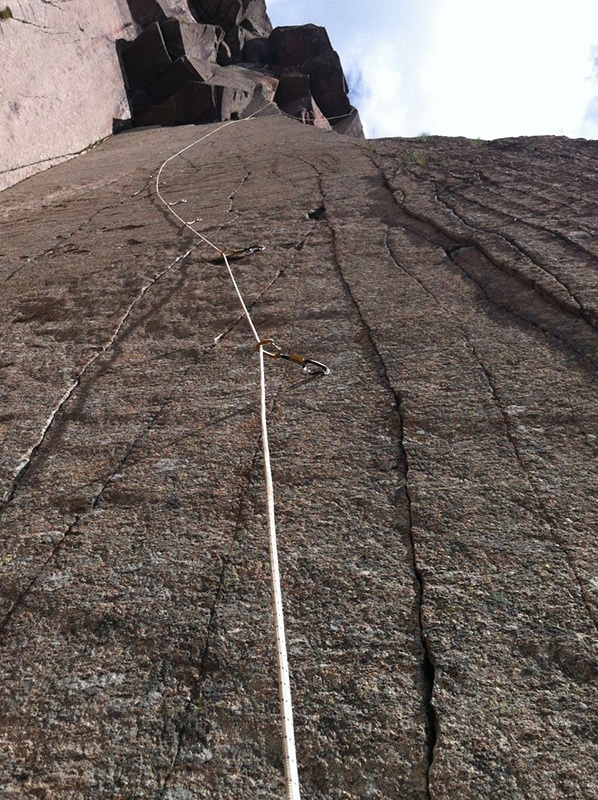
1,116,597,798
0,1,361,191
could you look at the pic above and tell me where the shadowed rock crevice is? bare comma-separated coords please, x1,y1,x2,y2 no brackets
366,151,598,370
377,187,598,638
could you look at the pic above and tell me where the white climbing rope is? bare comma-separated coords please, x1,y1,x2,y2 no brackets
155,107,301,800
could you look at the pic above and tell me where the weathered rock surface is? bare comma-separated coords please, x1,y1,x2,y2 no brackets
0,0,136,191
1,116,597,797
0,1,361,191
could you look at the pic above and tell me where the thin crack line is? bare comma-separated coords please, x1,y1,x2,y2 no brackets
474,359,598,633
3,182,151,285
383,230,598,634
159,236,304,792
159,439,263,795
446,183,598,266
434,188,596,327
313,165,436,796
367,150,594,328
0,334,220,634
0,246,198,515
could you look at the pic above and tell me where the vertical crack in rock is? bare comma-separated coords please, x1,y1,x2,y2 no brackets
334,239,438,791
473,356,598,633
384,231,598,635
226,168,251,215
306,165,437,793
160,354,291,792
0,246,198,515
160,440,262,796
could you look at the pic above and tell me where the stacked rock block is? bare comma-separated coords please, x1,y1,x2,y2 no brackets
120,2,363,136
121,18,279,126
270,24,363,136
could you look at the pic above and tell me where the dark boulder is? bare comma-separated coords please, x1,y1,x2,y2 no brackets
241,35,270,65
299,50,352,121
121,22,173,93
269,23,333,69
124,0,167,27
190,0,272,37
133,54,278,124
134,81,219,126
267,25,356,129
119,9,360,135
273,69,331,130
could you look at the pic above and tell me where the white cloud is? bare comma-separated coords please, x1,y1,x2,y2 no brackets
267,0,598,139
418,0,598,138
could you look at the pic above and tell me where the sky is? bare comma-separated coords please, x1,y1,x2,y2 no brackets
267,0,598,140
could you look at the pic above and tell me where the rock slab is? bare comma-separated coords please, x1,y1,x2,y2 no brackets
0,117,597,798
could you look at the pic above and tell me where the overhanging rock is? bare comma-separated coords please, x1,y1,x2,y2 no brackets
119,11,363,135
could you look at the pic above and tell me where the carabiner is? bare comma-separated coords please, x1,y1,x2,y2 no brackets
301,358,331,376
256,340,330,376
257,339,283,358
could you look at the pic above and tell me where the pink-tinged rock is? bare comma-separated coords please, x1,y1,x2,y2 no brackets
3,119,597,798
0,0,137,192
269,24,333,69
332,106,365,138
160,19,224,63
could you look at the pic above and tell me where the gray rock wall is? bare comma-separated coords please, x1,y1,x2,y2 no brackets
0,116,597,798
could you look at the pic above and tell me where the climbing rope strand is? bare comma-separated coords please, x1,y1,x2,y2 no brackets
259,345,301,800
155,104,302,800
155,119,237,253
222,251,260,342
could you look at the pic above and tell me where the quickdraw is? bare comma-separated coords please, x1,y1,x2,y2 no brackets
257,339,331,376
211,245,266,263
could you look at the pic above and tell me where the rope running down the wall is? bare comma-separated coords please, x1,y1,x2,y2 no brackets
155,105,309,800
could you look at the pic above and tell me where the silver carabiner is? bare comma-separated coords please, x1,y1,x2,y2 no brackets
301,358,330,376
